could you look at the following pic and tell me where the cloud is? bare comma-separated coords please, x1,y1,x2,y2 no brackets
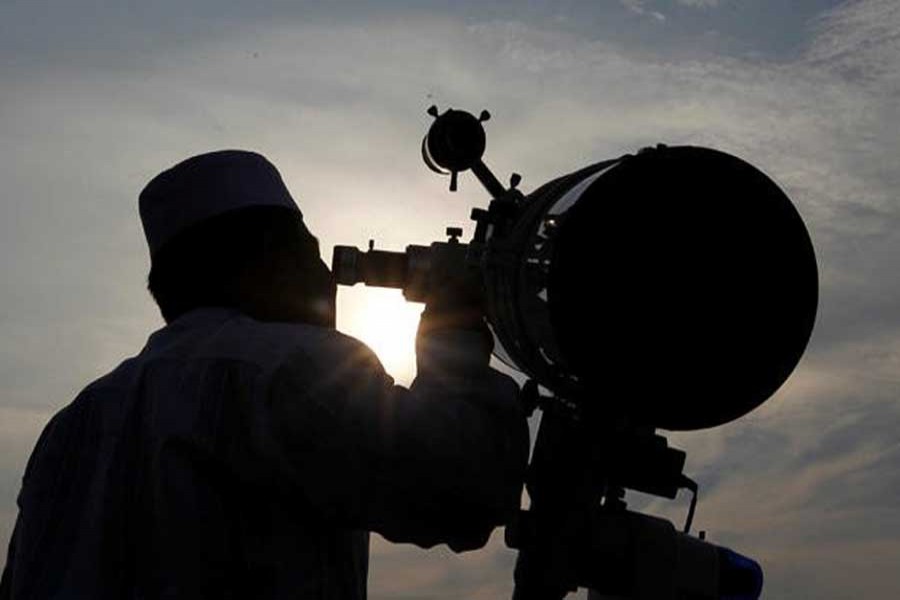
369,532,518,599
803,0,900,87
1,0,899,597
620,0,667,22
676,0,721,7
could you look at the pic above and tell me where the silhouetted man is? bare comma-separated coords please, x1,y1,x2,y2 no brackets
0,150,529,599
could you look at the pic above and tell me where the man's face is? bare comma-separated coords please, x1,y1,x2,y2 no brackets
294,231,337,328
244,214,337,328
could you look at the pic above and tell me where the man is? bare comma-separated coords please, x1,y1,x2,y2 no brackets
0,150,529,599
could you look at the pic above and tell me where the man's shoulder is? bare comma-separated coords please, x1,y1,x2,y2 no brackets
191,310,380,372
80,356,142,396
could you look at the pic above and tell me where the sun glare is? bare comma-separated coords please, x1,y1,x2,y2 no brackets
336,287,424,386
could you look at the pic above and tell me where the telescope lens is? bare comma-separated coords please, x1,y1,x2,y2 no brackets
545,147,817,429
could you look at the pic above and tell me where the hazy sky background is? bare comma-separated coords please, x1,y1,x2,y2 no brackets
1,0,899,597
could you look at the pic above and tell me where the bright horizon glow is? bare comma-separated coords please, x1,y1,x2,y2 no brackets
336,286,424,386
2,1,899,596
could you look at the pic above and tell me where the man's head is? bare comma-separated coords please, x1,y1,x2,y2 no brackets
140,151,335,326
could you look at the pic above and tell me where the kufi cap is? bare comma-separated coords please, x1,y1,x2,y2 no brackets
139,150,301,258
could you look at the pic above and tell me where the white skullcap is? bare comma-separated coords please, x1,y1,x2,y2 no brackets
139,150,302,258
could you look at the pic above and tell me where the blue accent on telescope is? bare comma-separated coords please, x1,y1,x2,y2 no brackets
719,547,764,600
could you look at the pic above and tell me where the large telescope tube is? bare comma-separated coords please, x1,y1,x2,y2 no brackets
486,145,818,430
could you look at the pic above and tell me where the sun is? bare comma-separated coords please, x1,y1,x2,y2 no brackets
336,286,424,386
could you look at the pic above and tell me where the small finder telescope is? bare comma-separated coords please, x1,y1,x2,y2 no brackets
333,107,818,599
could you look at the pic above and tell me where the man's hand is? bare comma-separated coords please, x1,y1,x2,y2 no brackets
418,268,493,362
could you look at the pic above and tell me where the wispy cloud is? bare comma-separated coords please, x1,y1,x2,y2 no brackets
677,0,721,8
620,0,667,22
0,0,898,597
803,0,900,86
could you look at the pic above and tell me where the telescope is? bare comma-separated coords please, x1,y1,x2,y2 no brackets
333,107,818,599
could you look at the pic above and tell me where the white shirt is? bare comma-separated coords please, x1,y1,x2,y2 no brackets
1,307,528,599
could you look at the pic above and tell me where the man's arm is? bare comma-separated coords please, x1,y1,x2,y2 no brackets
264,318,529,551
0,518,18,599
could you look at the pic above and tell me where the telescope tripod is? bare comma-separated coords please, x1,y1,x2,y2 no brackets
505,383,761,600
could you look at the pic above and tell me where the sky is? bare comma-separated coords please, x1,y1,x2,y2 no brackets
1,0,899,597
